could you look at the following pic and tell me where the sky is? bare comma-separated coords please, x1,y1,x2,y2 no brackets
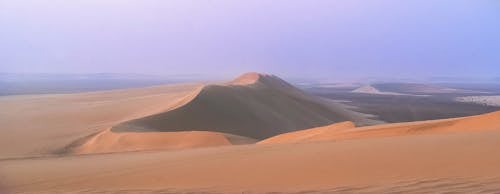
1,0,499,79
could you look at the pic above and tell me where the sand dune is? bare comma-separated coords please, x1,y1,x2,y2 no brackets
260,111,500,144
2,119,500,193
69,129,256,154
112,73,379,140
352,85,407,95
0,72,378,157
2,73,500,193
352,84,430,96
257,121,355,144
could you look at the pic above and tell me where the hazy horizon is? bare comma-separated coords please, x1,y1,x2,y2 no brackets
1,0,499,79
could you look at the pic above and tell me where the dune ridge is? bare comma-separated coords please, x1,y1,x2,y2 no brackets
69,128,256,154
258,121,355,144
259,110,500,144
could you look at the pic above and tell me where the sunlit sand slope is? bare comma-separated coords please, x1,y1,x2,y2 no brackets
70,129,256,154
259,111,500,144
0,83,204,158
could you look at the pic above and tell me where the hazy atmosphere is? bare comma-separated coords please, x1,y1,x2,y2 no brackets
1,0,499,79
2,1,500,193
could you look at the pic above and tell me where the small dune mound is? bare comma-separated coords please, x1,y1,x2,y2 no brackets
352,85,411,95
70,129,257,154
111,72,377,140
260,111,500,144
258,121,355,144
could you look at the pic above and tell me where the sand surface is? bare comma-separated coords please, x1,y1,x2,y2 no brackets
71,129,257,154
2,124,500,193
0,83,204,158
1,73,500,193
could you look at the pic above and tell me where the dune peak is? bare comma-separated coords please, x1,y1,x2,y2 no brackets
230,72,266,85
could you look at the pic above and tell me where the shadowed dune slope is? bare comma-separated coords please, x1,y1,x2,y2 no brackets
112,73,378,139
260,111,500,144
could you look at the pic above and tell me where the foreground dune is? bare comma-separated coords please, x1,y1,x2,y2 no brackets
2,124,500,193
69,129,257,154
259,111,500,144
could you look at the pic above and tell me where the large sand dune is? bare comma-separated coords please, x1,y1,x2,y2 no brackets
259,111,500,144
2,112,500,193
112,73,379,139
0,73,377,157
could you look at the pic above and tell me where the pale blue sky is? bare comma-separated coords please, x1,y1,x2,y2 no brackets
1,0,499,79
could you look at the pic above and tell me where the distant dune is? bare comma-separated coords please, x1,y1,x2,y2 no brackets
352,85,409,95
351,83,470,96
259,111,500,144
111,73,379,140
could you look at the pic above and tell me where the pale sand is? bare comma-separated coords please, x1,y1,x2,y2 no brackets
0,83,204,158
259,111,500,144
1,124,500,193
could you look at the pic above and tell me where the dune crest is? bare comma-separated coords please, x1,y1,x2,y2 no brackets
258,121,355,144
260,111,500,144
229,72,263,85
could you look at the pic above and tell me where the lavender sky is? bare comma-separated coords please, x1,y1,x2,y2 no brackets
1,0,499,79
